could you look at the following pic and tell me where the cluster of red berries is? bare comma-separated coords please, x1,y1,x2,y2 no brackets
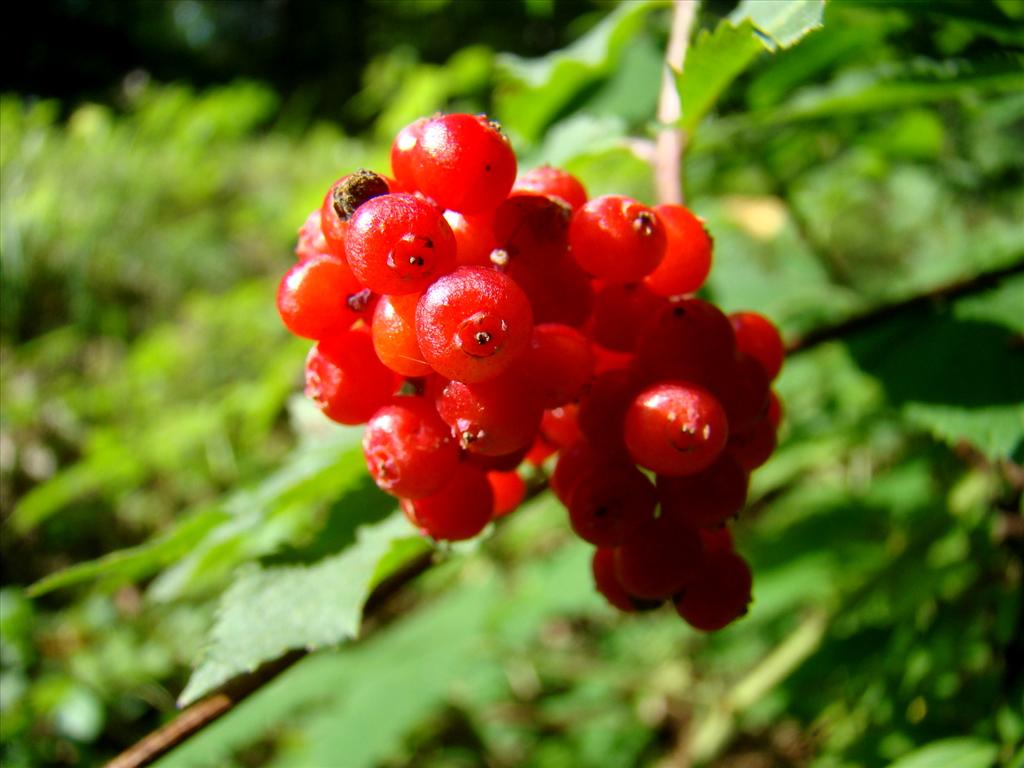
277,113,785,632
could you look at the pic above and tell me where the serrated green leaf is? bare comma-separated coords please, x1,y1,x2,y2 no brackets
887,737,998,768
846,279,1024,460
677,0,825,133
730,0,826,50
495,1,658,142
178,513,416,706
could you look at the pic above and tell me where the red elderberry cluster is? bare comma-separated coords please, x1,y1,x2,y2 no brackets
277,112,787,633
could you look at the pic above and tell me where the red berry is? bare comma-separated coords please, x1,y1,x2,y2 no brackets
390,117,429,191
674,549,752,631
614,513,703,600
371,293,433,378
589,281,666,353
577,368,642,456
487,470,526,517
277,253,368,340
514,166,588,211
550,439,623,505
444,210,497,268
712,353,770,437
634,297,736,389
624,382,729,477
566,463,656,547
416,266,533,383
728,413,777,471
491,193,571,267
295,209,329,262
657,453,749,529
540,404,584,449
592,548,635,613
412,114,517,215
505,253,594,328
730,311,785,381
346,193,457,295
525,324,595,408
569,195,666,282
401,463,493,541
643,204,713,297
767,390,783,428
305,328,398,424
435,368,543,457
362,396,460,498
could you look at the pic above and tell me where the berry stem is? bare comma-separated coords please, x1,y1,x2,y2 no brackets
655,0,698,206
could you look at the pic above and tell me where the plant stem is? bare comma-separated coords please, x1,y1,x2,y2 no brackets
655,0,698,205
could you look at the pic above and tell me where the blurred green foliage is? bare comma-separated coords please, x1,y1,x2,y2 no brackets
2,1,1023,767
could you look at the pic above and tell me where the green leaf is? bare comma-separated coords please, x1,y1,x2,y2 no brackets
496,1,658,142
178,513,417,706
887,737,998,768
730,0,826,50
846,277,1024,460
676,0,825,133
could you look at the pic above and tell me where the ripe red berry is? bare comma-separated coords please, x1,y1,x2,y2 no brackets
525,324,595,408
569,195,666,282
371,293,433,378
362,396,460,499
674,549,753,631
624,382,729,477
277,253,368,340
435,367,542,457
487,470,526,517
614,513,703,600
730,311,785,381
416,266,533,383
390,117,429,191
444,210,497,268
658,453,750,529
589,281,666,353
401,463,493,541
577,368,642,456
643,204,713,297
305,328,398,425
592,548,635,613
346,193,457,295
540,404,584,449
728,413,778,471
412,114,517,215
566,463,656,547
513,165,588,211
633,297,736,388
295,209,329,262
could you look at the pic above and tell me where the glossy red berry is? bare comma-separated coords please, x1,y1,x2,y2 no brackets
435,367,542,457
730,311,785,381
644,204,713,297
569,195,666,282
390,117,429,192
589,281,666,353
371,293,433,378
592,548,635,613
362,396,460,499
614,513,703,600
295,209,329,262
675,549,753,631
401,463,493,541
513,165,588,211
444,210,496,268
566,463,656,547
416,266,533,383
412,113,517,215
728,413,778,471
277,253,367,340
657,453,749,529
633,297,736,388
525,324,594,408
624,382,729,477
346,193,457,295
305,328,398,425
487,470,526,517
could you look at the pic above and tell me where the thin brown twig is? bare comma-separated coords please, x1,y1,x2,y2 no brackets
655,0,699,206
784,258,1024,354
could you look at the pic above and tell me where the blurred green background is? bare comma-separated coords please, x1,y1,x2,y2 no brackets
1,1,1023,766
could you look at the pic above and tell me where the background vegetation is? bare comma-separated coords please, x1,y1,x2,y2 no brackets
1,1,1022,766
